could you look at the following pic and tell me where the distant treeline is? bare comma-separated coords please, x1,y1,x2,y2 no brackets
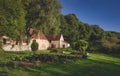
0,0,120,54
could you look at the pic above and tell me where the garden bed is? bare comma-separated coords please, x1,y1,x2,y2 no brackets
12,53,83,64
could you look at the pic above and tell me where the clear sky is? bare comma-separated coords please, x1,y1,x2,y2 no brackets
58,0,120,32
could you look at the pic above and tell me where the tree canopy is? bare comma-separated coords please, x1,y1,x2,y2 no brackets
0,0,26,42
0,0,120,54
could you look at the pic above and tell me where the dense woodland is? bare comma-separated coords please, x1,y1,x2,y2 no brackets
0,0,120,54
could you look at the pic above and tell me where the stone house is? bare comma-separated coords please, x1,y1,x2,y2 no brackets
29,31,49,50
29,28,70,50
46,34,70,48
1,28,70,51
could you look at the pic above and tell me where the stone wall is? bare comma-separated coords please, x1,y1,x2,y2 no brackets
2,44,31,51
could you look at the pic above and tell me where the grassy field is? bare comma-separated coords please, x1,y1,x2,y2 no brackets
0,52,120,76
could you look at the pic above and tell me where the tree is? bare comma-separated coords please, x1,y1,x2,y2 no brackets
90,25,104,40
23,0,61,44
22,0,41,29
64,14,80,47
0,0,26,44
22,0,41,44
60,14,69,40
78,23,92,39
75,40,88,57
39,0,61,35
101,32,120,53
24,0,61,35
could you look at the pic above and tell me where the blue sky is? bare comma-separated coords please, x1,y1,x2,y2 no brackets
58,0,120,32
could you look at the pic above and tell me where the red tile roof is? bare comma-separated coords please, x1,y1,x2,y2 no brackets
39,32,48,40
46,34,61,41
28,28,61,40
31,32,48,40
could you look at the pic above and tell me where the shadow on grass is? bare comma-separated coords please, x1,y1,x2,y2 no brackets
0,53,120,76
0,71,9,76
23,58,120,76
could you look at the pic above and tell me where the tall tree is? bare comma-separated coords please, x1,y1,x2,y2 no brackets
39,0,61,34
64,14,80,47
24,0,61,35
60,14,69,40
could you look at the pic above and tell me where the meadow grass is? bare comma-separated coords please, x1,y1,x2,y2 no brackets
0,53,120,76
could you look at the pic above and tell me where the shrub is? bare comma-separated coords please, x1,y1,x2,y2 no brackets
12,56,23,61
31,40,38,51
0,42,4,52
23,53,82,64
75,40,88,55
0,61,18,68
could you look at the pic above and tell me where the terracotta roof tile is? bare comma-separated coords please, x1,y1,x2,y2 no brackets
31,31,48,40
46,34,61,41
39,32,48,40
28,28,61,41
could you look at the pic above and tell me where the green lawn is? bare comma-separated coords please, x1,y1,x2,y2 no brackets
0,53,120,76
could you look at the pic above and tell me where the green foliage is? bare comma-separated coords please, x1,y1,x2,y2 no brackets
31,40,38,51
0,0,120,54
78,23,92,39
0,53,120,76
39,0,61,35
0,0,26,44
50,48,63,54
59,48,75,52
60,14,81,48
91,25,104,35
75,40,88,58
24,0,61,35
100,32,120,53
0,61,18,68
0,42,4,53
70,51,83,55
24,53,82,63
75,40,88,52
88,31,120,54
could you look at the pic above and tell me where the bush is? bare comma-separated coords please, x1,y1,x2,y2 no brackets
31,40,38,51
0,42,4,53
23,53,82,64
11,56,23,61
75,40,88,56
0,61,18,68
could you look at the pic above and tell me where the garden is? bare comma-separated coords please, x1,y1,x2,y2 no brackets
0,50,120,76
0,40,120,76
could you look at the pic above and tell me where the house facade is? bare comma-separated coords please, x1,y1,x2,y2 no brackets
46,34,70,48
29,32,49,50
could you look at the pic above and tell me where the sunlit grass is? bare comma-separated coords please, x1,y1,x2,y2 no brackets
0,53,120,76
89,53,120,65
